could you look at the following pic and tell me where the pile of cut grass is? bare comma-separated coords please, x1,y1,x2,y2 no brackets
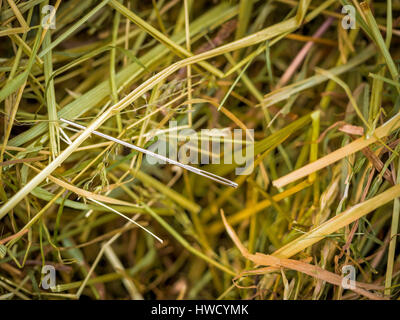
0,0,400,300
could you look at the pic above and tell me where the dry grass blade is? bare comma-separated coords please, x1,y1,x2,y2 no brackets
221,211,386,300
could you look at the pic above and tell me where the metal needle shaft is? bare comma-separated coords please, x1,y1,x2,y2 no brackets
60,118,238,188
